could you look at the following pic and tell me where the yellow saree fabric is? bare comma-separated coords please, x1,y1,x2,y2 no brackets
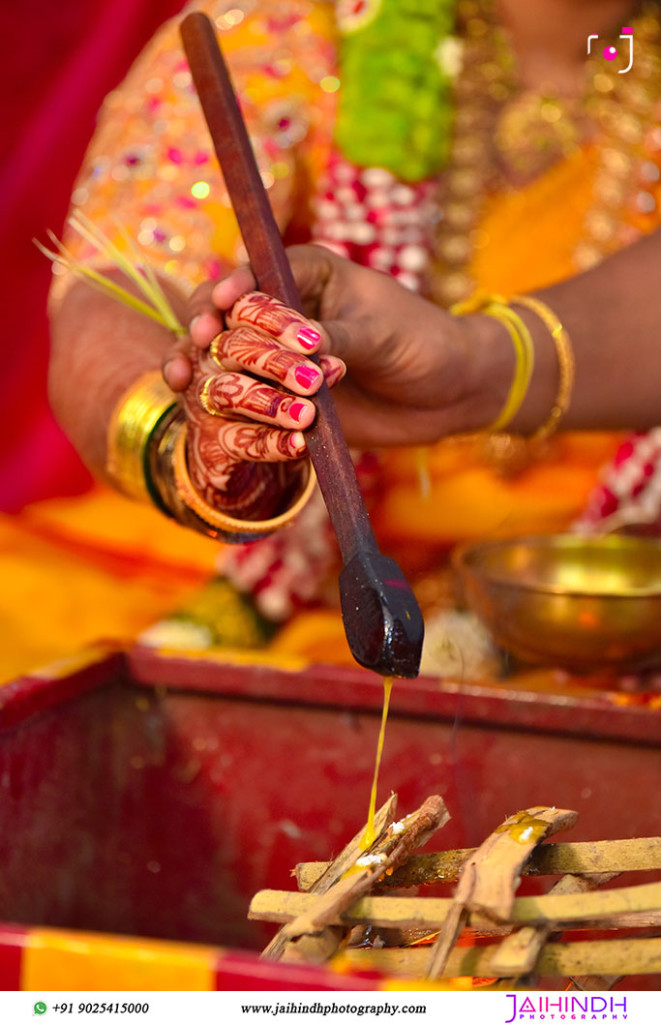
0,488,219,681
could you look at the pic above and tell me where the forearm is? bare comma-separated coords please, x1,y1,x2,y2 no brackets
500,230,661,434
48,274,187,480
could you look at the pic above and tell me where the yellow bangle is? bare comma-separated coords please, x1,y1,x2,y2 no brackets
106,371,177,503
172,422,317,538
452,292,535,433
511,295,575,443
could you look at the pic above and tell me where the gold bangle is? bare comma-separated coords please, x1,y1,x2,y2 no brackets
452,292,535,433
172,422,317,537
511,295,575,443
106,371,177,502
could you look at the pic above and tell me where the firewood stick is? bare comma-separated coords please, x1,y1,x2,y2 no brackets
276,796,449,941
427,806,578,978
340,935,661,978
489,872,619,977
249,878,661,930
296,836,661,890
280,928,345,966
567,973,623,991
302,794,399,893
564,912,661,929
297,849,469,890
260,793,397,962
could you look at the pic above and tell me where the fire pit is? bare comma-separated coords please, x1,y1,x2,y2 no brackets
0,643,659,989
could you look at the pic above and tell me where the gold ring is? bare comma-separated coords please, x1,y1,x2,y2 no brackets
199,376,225,417
209,336,228,370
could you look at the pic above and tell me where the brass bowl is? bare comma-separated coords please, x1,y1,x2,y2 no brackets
453,535,661,671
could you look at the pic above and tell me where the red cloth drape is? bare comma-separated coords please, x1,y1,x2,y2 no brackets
0,0,185,512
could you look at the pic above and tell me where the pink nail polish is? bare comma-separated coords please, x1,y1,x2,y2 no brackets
289,431,305,453
294,365,320,389
297,326,321,350
289,401,307,423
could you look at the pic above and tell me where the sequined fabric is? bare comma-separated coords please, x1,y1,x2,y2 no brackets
57,0,338,294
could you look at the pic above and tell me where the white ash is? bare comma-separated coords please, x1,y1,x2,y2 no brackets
356,854,387,868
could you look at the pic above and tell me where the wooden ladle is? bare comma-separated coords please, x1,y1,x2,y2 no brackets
180,12,424,677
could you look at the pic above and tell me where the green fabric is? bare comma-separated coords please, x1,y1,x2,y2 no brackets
335,0,458,181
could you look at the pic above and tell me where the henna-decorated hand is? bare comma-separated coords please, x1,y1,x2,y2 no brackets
180,248,514,451
163,287,345,519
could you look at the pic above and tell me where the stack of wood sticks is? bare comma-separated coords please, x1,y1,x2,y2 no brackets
249,795,661,988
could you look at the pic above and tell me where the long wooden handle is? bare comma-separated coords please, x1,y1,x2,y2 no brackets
180,12,376,564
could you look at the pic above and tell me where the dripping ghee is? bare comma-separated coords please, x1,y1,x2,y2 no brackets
360,676,394,851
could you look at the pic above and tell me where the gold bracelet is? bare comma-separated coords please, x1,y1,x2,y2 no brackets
106,371,177,503
511,295,575,443
172,422,317,538
452,292,535,433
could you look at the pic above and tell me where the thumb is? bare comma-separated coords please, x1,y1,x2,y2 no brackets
286,243,341,317
318,317,375,371
211,265,257,311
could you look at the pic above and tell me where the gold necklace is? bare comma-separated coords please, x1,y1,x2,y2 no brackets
430,0,661,308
